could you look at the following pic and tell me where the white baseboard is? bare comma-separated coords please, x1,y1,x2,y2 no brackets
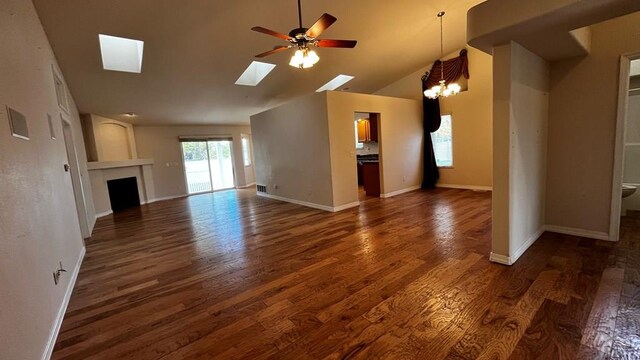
257,192,358,212
42,246,85,360
332,201,361,212
544,225,610,241
149,194,188,203
437,184,493,191
489,252,512,265
236,182,256,189
95,210,113,219
512,227,545,263
490,226,544,266
380,185,421,198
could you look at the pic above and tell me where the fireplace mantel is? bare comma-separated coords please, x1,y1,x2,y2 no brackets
87,159,156,218
87,159,154,171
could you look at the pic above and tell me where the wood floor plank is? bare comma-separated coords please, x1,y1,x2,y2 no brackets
581,267,626,354
49,188,640,359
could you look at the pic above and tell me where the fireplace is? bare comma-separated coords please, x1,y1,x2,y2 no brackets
106,177,140,212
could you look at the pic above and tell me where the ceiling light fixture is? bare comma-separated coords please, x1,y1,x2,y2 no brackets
123,112,137,117
424,12,460,99
289,47,320,69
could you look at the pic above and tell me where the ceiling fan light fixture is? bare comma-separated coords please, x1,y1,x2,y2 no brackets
289,47,320,69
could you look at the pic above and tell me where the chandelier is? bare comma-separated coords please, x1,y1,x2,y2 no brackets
424,12,460,99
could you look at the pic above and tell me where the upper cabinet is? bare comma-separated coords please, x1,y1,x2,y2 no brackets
356,115,379,143
356,119,370,142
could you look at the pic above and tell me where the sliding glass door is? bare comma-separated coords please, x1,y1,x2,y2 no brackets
181,140,235,194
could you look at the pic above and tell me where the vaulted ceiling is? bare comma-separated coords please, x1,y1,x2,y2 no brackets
33,0,484,125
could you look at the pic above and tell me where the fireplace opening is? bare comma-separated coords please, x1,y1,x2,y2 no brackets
107,177,140,212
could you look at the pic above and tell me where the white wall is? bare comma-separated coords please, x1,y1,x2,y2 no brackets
134,124,254,199
491,41,549,265
546,12,640,236
250,93,334,208
375,47,493,189
0,0,95,358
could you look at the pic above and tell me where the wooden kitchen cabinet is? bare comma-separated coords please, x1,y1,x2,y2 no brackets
362,162,380,197
369,114,379,142
356,119,370,142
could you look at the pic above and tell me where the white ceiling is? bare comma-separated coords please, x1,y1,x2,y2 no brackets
33,0,484,125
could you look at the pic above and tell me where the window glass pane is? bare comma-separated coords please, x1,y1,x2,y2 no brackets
242,137,252,166
181,141,212,193
431,114,453,167
355,121,364,149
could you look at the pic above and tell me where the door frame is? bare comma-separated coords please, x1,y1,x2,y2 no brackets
352,111,384,200
610,51,640,242
60,115,90,239
179,137,237,195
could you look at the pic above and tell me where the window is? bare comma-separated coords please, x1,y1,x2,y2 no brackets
354,121,364,149
52,67,69,113
431,114,453,167
242,136,252,166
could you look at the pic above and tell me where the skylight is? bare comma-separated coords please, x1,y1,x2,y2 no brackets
98,34,144,73
316,75,354,92
235,61,277,86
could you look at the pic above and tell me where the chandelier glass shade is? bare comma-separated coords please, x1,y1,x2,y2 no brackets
424,11,460,100
289,47,320,69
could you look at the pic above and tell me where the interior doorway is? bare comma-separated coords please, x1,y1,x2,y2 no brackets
181,139,236,194
61,116,90,239
611,51,640,241
354,112,382,200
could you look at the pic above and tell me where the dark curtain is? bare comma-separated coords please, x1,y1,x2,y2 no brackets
421,49,470,189
421,78,441,189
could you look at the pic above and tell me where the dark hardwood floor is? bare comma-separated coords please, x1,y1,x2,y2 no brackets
52,188,640,359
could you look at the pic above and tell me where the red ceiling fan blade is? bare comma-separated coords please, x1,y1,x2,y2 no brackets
251,26,293,41
315,39,357,48
255,46,291,58
305,13,337,38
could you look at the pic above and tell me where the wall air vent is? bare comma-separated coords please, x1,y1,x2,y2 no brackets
7,106,29,140
256,184,267,193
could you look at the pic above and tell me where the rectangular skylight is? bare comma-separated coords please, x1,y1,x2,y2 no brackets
316,75,354,92
235,61,277,86
99,34,144,73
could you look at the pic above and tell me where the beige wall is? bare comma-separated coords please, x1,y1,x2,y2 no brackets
134,124,254,199
0,1,95,358
326,92,423,206
492,41,549,263
84,114,137,162
250,93,334,207
375,47,493,188
546,12,640,235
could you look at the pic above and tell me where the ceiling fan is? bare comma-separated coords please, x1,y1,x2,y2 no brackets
251,0,357,68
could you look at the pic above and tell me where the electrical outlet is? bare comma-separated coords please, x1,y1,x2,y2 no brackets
273,184,279,189
402,176,406,182
52,261,67,285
